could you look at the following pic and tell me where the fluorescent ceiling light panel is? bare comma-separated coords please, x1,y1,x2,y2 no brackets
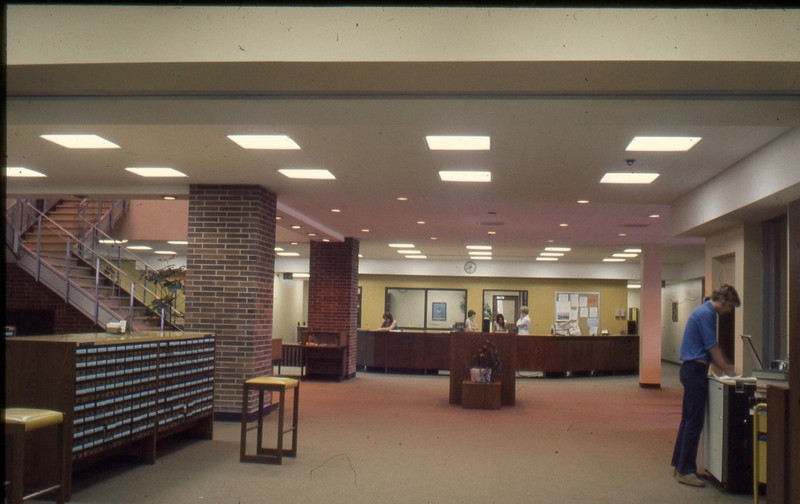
154,250,177,255
167,240,188,245
540,252,564,257
600,173,660,184
466,245,492,250
627,283,642,289
469,251,492,256
613,253,639,258
626,136,702,152
6,167,46,177
439,171,491,183
278,169,335,180
544,247,571,252
536,257,558,261
126,245,152,251
293,273,310,278
227,134,300,150
425,135,490,150
40,134,120,149
277,252,301,257
397,250,422,254
389,243,414,248
125,167,188,177
99,239,128,244
603,258,626,262
624,248,642,253
407,255,427,259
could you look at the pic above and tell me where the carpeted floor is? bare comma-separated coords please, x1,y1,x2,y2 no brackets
62,362,755,504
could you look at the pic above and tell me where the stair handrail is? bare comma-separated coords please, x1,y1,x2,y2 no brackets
8,202,183,329
6,198,61,238
73,198,128,246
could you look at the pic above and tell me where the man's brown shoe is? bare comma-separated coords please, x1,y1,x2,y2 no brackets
675,472,706,487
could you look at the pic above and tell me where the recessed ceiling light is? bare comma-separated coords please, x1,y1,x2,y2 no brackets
290,242,299,246
466,245,492,250
125,167,187,177
307,233,317,237
227,134,300,150
487,231,496,235
469,251,492,256
559,223,569,227
397,250,421,254
6,167,47,177
167,240,188,245
293,273,310,278
425,135,490,150
277,252,301,257
358,254,364,258
322,239,330,242
545,247,572,252
626,136,702,152
361,229,370,233
291,225,302,229
577,200,590,204
163,196,176,201
126,245,152,251
627,283,642,289
547,239,555,243
396,197,409,201
276,216,283,220
40,134,120,149
603,258,626,262
99,239,128,244
331,208,341,213
389,243,414,248
600,173,660,184
618,233,627,237
439,171,491,183
417,221,426,225
613,253,639,258
154,250,177,255
407,255,427,259
278,169,335,180
624,248,642,253
536,257,558,261
540,252,564,257
430,236,437,240
649,214,661,218
275,247,285,252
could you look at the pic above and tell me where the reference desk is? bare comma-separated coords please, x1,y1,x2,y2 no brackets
5,331,215,497
357,330,639,376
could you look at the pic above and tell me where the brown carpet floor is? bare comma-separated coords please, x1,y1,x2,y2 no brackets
62,362,755,504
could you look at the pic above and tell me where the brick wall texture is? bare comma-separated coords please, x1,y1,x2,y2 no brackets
308,237,360,377
185,185,276,415
5,263,102,334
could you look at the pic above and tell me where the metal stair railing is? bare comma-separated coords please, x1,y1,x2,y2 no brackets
5,202,183,331
72,210,185,330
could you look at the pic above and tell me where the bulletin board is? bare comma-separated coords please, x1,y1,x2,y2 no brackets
554,292,600,336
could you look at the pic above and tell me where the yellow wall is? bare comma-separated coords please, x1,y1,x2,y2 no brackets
359,275,630,335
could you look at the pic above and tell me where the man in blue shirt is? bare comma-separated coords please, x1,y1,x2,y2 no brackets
671,284,740,487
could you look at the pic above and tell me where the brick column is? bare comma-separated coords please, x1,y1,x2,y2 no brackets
185,185,276,417
308,237,360,378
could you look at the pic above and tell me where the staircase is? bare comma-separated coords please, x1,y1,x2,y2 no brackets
6,198,183,332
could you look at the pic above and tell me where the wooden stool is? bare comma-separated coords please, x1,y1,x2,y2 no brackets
240,377,299,464
3,408,66,504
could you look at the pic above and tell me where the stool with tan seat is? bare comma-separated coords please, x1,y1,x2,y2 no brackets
240,376,299,464
3,408,66,504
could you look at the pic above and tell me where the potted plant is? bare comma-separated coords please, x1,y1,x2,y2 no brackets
469,336,502,383
143,264,185,327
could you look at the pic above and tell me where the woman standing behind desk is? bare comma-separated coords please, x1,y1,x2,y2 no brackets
378,312,398,331
493,313,507,332
515,307,531,335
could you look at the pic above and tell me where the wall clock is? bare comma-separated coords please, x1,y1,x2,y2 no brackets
464,261,477,274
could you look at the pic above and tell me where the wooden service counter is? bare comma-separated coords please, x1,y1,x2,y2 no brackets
5,331,215,497
358,330,639,376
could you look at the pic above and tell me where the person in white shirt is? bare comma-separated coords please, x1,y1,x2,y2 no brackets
465,309,479,332
515,306,531,335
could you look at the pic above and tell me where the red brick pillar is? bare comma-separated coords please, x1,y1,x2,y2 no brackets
185,185,276,417
308,237,360,378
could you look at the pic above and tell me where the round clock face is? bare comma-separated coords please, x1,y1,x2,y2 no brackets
464,261,477,274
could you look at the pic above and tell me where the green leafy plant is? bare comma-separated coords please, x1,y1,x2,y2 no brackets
143,265,185,326
470,336,503,382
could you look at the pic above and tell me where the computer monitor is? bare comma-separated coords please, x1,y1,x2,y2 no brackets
741,334,764,371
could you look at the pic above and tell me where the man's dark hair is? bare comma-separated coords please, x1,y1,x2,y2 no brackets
711,284,741,307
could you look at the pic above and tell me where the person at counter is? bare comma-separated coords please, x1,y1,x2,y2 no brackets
378,312,398,331
515,307,531,335
493,313,506,332
465,310,479,332
671,284,739,488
